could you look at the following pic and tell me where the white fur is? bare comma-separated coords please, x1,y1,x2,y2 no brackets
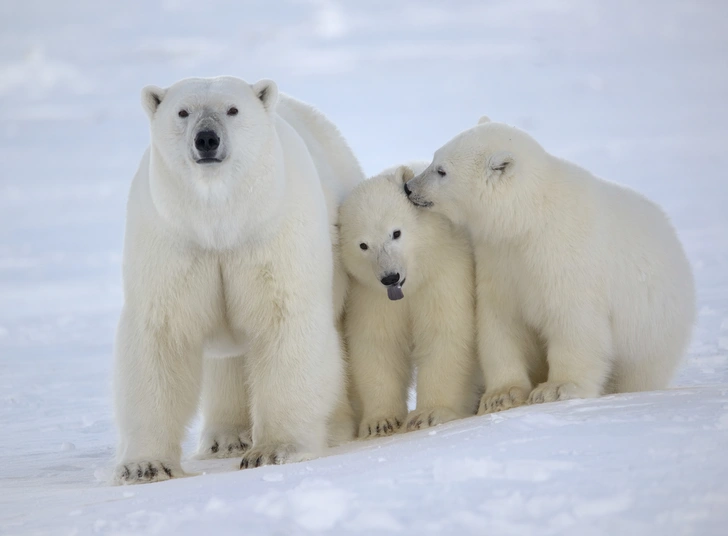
113,76,363,484
405,121,695,414
340,163,480,438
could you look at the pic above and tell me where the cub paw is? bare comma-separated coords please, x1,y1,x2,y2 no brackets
358,416,403,439
405,407,459,432
528,382,585,404
114,460,183,485
239,443,305,469
196,427,251,459
478,386,528,415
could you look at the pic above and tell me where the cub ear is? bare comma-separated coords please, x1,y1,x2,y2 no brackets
477,115,491,125
487,151,514,174
141,85,166,120
390,165,415,186
252,79,279,111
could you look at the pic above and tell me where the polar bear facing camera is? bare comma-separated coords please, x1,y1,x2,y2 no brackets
113,76,363,484
340,163,480,438
404,118,696,413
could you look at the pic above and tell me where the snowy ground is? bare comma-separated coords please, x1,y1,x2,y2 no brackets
1,1,727,534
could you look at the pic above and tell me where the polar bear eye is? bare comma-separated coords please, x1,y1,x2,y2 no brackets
437,166,447,177
227,107,239,116
359,243,368,251
393,230,401,239
178,110,189,118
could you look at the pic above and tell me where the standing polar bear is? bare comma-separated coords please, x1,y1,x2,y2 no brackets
340,163,480,438
113,76,363,484
405,118,695,413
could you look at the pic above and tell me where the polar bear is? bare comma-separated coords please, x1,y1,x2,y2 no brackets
404,118,695,413
339,163,480,438
113,76,363,484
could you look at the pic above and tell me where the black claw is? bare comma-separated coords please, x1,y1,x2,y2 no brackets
210,441,219,454
136,467,143,479
255,455,263,467
228,444,235,453
240,458,248,469
395,418,401,428
376,423,381,434
428,415,434,426
121,466,130,480
161,464,173,478
368,425,372,436
272,454,280,465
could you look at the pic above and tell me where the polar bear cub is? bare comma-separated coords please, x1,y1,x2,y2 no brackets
113,76,363,484
405,118,695,413
340,163,480,438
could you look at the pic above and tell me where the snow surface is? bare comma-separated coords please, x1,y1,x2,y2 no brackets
1,1,727,534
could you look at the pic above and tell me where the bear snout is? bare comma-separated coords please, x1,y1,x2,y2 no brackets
194,130,221,162
380,272,401,286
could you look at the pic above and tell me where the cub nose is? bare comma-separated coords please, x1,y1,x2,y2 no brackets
404,182,412,197
195,130,220,152
380,273,400,286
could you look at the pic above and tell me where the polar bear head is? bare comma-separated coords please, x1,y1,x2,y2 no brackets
404,119,548,241
339,165,423,301
142,76,278,179
140,76,285,247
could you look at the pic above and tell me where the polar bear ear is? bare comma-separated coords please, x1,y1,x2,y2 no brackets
478,115,491,125
141,85,166,120
252,79,279,112
487,151,514,175
390,165,415,186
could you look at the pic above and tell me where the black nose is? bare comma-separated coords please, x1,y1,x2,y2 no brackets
380,273,400,286
404,182,412,197
195,130,220,152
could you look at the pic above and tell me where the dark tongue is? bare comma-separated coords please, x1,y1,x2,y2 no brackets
387,284,404,301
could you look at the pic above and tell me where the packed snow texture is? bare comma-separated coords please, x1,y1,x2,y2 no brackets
1,1,727,534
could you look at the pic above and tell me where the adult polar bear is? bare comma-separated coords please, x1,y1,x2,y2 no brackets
405,118,695,413
113,76,363,484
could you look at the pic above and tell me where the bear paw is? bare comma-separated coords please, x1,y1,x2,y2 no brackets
239,443,305,469
478,387,528,415
528,382,584,404
114,460,183,485
196,427,251,459
405,407,459,432
358,416,403,439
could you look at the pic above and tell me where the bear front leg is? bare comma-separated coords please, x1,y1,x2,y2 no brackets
529,310,612,405
196,356,252,459
476,301,533,415
113,308,203,484
239,312,344,469
346,286,411,439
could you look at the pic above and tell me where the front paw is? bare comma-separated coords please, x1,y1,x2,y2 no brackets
114,460,183,485
239,443,305,469
196,427,251,459
358,416,403,439
528,381,587,404
405,407,459,432
478,386,528,415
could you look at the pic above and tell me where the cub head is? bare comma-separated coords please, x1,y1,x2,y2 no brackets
339,165,422,301
404,118,547,240
142,76,278,179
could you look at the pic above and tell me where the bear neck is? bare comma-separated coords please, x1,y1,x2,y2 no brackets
147,138,286,251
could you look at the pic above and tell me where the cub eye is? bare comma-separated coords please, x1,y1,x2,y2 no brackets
359,243,368,251
393,230,401,239
178,110,189,118
437,166,446,177
227,107,239,116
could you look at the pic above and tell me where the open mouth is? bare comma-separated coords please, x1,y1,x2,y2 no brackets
387,278,406,301
409,198,433,208
196,157,222,164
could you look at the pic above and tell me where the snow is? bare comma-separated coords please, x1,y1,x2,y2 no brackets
1,0,727,534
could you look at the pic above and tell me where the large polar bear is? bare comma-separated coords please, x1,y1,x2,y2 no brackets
404,118,695,413
339,163,480,438
113,76,363,484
